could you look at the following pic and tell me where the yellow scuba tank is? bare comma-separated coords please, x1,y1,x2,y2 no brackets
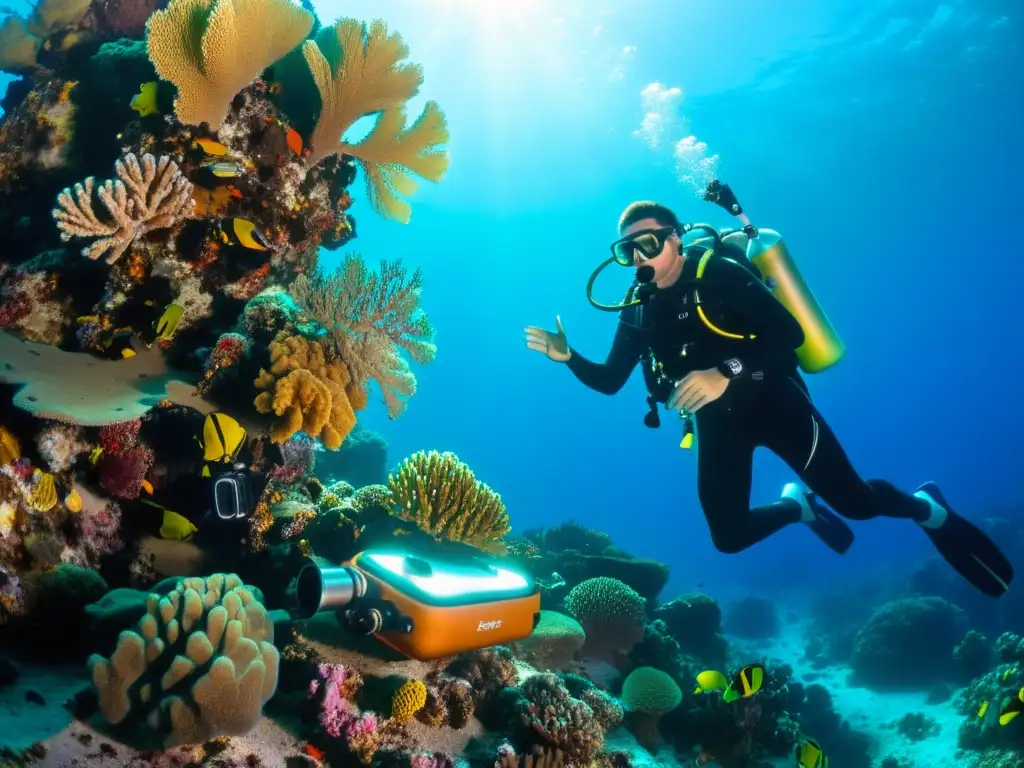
743,229,845,373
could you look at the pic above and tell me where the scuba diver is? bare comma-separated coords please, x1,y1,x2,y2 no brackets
524,181,1014,598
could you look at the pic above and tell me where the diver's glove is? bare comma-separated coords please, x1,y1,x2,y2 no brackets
703,180,743,216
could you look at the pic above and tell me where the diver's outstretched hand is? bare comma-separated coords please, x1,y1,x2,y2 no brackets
525,316,571,362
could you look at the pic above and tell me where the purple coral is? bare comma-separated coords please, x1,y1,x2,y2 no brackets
99,445,154,499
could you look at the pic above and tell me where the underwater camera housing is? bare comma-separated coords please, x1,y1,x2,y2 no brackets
295,547,542,661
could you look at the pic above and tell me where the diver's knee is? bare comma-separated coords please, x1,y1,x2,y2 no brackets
709,527,747,555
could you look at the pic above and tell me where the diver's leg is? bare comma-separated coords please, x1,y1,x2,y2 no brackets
695,400,800,554
761,377,928,522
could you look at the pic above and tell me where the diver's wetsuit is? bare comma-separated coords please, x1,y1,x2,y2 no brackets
565,248,931,554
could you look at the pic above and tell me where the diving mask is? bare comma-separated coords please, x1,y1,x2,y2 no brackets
610,226,675,267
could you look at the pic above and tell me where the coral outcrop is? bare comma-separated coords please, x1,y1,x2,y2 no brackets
88,572,279,746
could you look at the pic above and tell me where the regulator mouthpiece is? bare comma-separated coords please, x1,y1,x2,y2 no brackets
636,265,655,284
295,564,367,618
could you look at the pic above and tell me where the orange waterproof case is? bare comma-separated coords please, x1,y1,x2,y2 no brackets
296,547,541,661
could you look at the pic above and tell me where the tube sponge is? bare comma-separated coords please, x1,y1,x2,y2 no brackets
88,573,279,746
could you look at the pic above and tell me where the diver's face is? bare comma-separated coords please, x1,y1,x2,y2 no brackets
621,218,684,287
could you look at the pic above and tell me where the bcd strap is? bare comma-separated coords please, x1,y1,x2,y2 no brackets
694,249,757,341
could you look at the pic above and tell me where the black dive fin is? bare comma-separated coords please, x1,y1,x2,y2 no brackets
917,482,1014,598
805,494,855,555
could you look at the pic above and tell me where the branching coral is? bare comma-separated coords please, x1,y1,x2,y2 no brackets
253,334,359,450
388,450,510,551
515,673,604,766
291,254,435,418
53,152,195,263
145,0,313,129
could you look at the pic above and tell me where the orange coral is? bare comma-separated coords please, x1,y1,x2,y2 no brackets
253,335,359,450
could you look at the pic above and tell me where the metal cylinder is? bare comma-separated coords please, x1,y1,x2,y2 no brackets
746,228,845,373
295,564,366,618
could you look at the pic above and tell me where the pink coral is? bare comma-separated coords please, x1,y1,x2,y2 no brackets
78,499,123,562
411,752,455,768
99,445,154,498
99,419,142,454
309,662,360,738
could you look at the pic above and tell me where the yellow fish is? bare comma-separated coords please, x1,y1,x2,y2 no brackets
153,302,185,343
198,412,247,464
978,700,989,718
218,218,270,251
1000,688,1024,726
1002,668,1015,682
121,347,137,358
694,670,728,695
64,487,83,513
723,663,766,703
89,446,104,465
130,81,159,117
795,738,827,768
194,138,230,156
159,509,198,542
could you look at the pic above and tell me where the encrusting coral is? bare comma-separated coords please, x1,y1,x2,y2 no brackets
145,0,314,129
88,573,279,746
291,253,436,418
302,18,450,222
253,333,360,450
388,449,511,552
53,152,195,263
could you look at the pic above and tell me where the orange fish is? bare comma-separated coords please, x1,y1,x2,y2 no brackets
141,479,154,495
303,744,325,760
285,127,303,156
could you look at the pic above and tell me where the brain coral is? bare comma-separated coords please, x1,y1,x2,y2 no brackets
88,573,279,746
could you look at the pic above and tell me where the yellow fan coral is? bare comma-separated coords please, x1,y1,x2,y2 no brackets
28,471,58,513
302,18,449,222
253,335,358,450
388,450,510,552
145,0,314,130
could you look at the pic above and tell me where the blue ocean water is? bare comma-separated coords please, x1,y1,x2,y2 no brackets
310,0,1022,602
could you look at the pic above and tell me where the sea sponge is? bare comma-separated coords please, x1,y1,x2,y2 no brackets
563,577,646,662
145,0,314,129
391,679,427,722
387,450,510,552
253,334,358,450
88,573,279,746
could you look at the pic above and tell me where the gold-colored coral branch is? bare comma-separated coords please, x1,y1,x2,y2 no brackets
145,0,314,130
290,254,435,419
52,153,195,263
342,102,450,224
302,18,449,223
302,18,423,164
388,450,510,552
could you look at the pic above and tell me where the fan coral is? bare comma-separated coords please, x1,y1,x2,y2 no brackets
52,153,195,263
301,18,450,221
145,0,313,129
388,450,510,551
563,577,646,662
88,573,278,746
253,334,359,450
291,253,435,418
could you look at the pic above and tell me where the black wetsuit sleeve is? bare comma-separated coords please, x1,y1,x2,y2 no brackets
565,319,644,395
708,257,805,377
